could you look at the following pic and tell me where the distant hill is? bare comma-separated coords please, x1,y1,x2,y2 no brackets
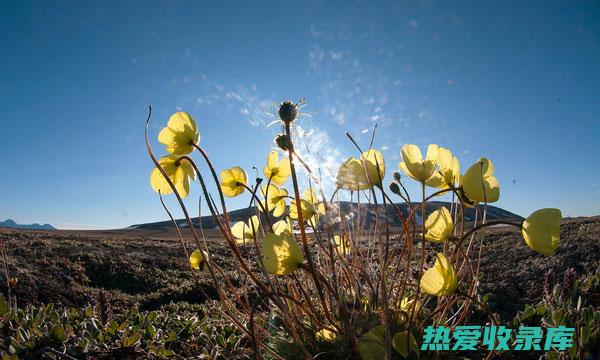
130,201,523,230
0,219,56,230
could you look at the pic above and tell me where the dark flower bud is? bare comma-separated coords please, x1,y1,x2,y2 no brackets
275,133,292,151
389,182,401,195
393,171,402,182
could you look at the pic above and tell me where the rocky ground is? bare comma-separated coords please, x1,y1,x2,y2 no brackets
0,216,598,321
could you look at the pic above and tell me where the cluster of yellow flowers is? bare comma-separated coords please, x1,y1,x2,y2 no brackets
148,106,563,358
150,111,562,296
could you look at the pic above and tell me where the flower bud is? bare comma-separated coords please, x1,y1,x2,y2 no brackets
279,101,298,123
275,133,292,151
393,171,402,182
389,182,401,195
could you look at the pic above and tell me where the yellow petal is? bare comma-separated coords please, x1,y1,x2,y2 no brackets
424,207,454,242
420,253,457,296
264,150,291,186
262,233,304,275
461,158,500,204
272,219,292,236
158,112,199,155
231,221,249,242
316,328,337,341
337,157,371,190
400,144,437,183
522,208,562,256
220,166,247,197
150,166,174,196
189,249,207,270
150,155,195,198
362,149,386,186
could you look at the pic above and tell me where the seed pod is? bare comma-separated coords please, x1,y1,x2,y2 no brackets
279,101,298,123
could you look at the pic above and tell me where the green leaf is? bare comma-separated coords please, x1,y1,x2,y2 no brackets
392,331,419,358
122,332,141,347
0,295,9,316
51,324,68,343
164,331,178,343
357,326,386,360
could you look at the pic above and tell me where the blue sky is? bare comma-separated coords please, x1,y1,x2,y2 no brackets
1,0,599,229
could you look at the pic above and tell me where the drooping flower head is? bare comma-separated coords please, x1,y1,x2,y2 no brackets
158,112,199,155
290,189,326,227
461,157,500,205
261,232,304,275
220,166,248,197
189,249,208,270
336,157,370,191
426,146,460,189
522,208,562,256
420,253,458,296
150,155,196,198
399,144,439,183
336,149,386,190
424,207,454,243
260,184,288,217
231,215,260,245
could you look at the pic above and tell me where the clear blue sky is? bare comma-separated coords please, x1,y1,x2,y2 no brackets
1,0,599,229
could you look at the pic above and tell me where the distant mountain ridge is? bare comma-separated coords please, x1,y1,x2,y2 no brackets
0,219,56,230
130,201,523,230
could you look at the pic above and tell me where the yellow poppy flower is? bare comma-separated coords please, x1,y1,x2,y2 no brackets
392,331,419,358
231,215,260,245
420,253,458,296
220,166,247,197
158,112,199,155
261,232,304,275
461,157,500,204
260,184,288,217
357,326,386,360
399,144,439,183
263,150,291,186
316,328,337,342
333,234,351,255
150,155,196,198
522,208,562,256
272,218,293,236
336,157,370,191
189,249,208,270
426,146,460,189
336,149,385,190
290,190,325,228
424,207,454,242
